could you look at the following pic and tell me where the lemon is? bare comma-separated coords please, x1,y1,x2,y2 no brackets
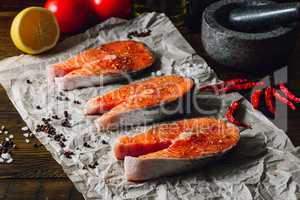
10,7,60,55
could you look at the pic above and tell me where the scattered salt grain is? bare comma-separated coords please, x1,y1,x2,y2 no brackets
1,125,5,130
6,158,13,164
5,138,9,142
25,139,30,143
21,126,29,131
4,131,8,135
151,72,155,76
1,153,11,160
23,133,29,138
0,158,4,163
156,70,162,76
9,135,14,139
0,131,2,134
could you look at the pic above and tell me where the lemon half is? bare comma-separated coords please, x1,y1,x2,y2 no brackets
10,7,60,55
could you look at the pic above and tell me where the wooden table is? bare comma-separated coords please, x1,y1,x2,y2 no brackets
1,2,300,200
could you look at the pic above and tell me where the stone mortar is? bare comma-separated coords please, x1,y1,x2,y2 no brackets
201,0,298,72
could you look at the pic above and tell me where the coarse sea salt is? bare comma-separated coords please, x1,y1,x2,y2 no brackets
156,70,162,76
21,126,29,131
1,153,11,160
23,133,29,138
25,139,30,143
9,134,14,139
6,158,13,164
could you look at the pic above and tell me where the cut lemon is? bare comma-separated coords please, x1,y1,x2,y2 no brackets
10,7,60,55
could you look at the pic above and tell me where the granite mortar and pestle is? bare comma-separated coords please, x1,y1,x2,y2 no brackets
201,0,299,72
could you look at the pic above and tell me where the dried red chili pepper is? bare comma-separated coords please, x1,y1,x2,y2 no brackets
264,87,275,114
200,82,223,92
251,89,263,109
225,99,251,128
223,81,265,93
279,83,300,103
200,78,249,92
272,88,296,110
225,78,249,85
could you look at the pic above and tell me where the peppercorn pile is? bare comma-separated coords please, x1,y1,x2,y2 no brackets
201,79,300,128
35,114,73,158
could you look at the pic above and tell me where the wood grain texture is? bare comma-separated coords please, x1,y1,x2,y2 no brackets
0,1,45,12
1,1,300,199
0,179,82,200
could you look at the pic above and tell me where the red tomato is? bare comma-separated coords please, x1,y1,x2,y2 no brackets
44,0,90,33
89,0,131,21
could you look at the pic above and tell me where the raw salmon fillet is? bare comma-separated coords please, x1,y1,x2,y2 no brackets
86,75,194,130
114,118,240,181
48,40,155,90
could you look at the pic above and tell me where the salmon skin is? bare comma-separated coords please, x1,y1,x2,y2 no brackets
48,40,155,90
114,118,240,181
86,75,195,131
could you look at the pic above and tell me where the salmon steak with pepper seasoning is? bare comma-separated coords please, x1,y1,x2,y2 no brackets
114,117,240,181
48,40,155,90
86,75,194,130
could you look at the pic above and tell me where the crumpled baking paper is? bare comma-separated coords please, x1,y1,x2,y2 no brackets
0,13,300,200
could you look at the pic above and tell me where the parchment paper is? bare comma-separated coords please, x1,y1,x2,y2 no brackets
0,13,300,200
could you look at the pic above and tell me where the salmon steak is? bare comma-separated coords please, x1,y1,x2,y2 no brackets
48,40,155,90
114,118,240,181
86,75,194,130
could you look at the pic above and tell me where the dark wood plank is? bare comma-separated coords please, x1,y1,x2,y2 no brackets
0,86,17,113
0,179,83,200
0,1,45,12
0,17,21,60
